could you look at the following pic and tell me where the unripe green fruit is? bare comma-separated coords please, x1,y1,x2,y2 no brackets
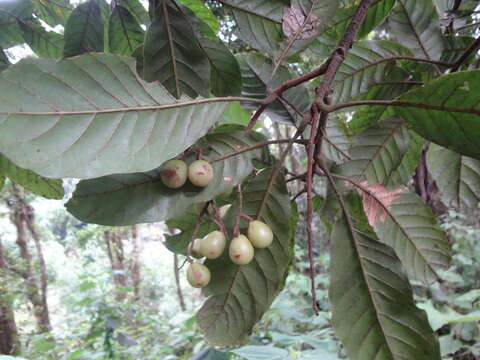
186,263,211,288
188,160,214,187
247,220,273,248
200,231,226,259
218,204,231,219
189,238,203,259
216,186,233,200
160,160,188,189
229,235,254,265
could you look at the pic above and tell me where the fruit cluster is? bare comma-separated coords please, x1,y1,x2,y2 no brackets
160,159,214,189
186,220,273,288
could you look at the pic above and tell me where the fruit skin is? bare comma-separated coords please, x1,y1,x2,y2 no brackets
247,220,273,248
160,160,188,189
200,231,226,259
188,160,214,187
189,238,204,259
229,235,254,265
186,263,211,288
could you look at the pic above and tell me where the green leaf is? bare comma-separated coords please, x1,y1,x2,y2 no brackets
387,130,423,185
232,345,289,360
441,36,476,64
388,0,445,60
322,116,351,164
178,0,220,34
109,5,144,56
66,130,262,225
333,40,411,103
338,117,411,185
118,0,149,25
394,70,480,160
32,0,71,26
223,0,287,56
358,185,450,283
348,67,415,135
189,347,230,360
238,53,310,125
0,153,64,199
0,0,33,48
0,54,228,179
330,215,441,360
143,0,210,99
20,21,64,58
0,48,10,72
165,207,218,255
0,175,5,191
326,0,395,40
427,143,480,208
197,166,294,346
222,102,251,126
63,0,104,58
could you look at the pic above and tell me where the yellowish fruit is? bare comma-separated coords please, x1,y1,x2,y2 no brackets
247,220,273,248
200,231,226,259
189,238,203,259
160,160,188,189
229,235,254,265
188,160,214,187
186,263,211,288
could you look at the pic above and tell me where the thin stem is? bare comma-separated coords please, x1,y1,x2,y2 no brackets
451,36,480,72
233,185,243,237
211,139,307,164
306,110,320,316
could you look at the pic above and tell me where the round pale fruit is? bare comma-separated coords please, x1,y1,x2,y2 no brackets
200,231,226,259
216,186,233,200
189,238,203,259
218,204,231,219
186,263,211,288
247,220,273,248
188,160,214,187
229,235,254,265
160,160,188,189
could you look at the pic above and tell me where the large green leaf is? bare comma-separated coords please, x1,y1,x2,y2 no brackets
66,130,263,225
165,207,218,255
109,5,144,56
394,70,480,160
326,0,395,40
197,166,294,346
32,0,71,26
63,0,104,58
20,21,64,58
0,54,228,179
178,0,220,34
0,48,9,72
388,0,445,60
222,0,287,56
330,215,441,360
337,117,411,185
143,0,210,99
118,0,149,25
333,40,411,103
322,116,351,164
0,0,33,48
0,153,64,199
238,53,309,125
387,130,423,186
427,143,480,208
358,185,450,283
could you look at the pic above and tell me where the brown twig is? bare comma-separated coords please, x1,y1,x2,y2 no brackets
451,36,480,72
233,185,243,237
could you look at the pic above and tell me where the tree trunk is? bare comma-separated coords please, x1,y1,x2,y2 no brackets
130,225,141,301
173,254,186,311
11,211,52,333
0,238,20,355
104,230,127,301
